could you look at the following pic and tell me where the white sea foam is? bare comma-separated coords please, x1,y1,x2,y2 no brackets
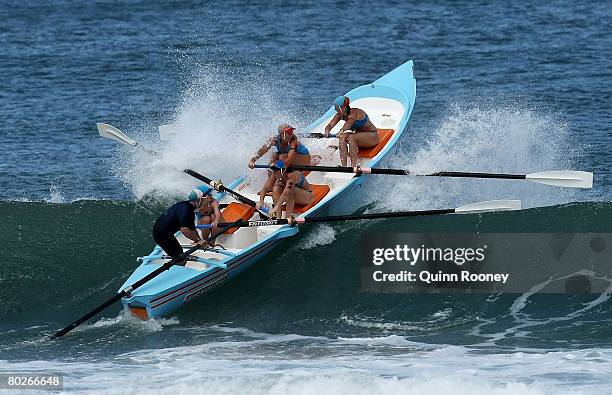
297,224,337,249
75,312,181,334
2,329,611,394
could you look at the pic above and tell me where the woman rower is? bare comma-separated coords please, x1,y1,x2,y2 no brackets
268,160,313,219
248,123,311,210
323,96,379,167
195,187,225,247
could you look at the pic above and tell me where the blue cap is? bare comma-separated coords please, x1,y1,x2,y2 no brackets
333,95,348,108
197,185,213,196
187,188,204,202
270,159,286,170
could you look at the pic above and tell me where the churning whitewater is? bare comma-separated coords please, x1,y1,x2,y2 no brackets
1,0,610,394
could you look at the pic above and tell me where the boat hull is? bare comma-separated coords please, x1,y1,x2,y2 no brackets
119,60,417,319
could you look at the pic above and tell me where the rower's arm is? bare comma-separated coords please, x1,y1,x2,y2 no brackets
212,200,222,219
280,174,296,200
284,140,299,167
258,182,271,205
324,113,341,136
180,226,201,242
339,116,356,134
252,138,275,162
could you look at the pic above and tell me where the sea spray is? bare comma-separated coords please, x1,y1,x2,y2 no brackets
112,65,315,200
368,102,582,211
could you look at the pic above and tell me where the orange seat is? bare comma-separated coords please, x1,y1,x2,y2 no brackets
358,129,394,158
283,184,330,214
221,202,255,234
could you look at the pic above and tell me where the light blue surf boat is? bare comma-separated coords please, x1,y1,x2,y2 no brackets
119,60,417,320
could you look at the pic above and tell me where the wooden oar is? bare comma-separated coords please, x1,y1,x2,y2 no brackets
96,123,269,219
255,164,593,189
49,220,243,340
196,200,521,229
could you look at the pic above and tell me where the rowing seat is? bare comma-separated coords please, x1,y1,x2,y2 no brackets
283,184,330,214
358,129,394,158
221,202,255,234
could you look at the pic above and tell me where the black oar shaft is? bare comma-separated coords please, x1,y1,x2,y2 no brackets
287,165,528,179
305,209,455,222
183,169,269,220
208,208,456,229
288,164,408,175
427,171,526,180
50,220,242,340
50,293,125,340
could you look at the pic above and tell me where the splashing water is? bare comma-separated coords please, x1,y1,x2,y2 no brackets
370,103,581,211
113,65,313,200
114,75,585,213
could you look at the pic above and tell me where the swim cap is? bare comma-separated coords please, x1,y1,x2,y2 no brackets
187,188,204,201
197,185,213,196
278,123,295,134
269,159,286,171
333,95,349,108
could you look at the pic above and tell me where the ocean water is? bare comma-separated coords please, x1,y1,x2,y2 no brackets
1,0,611,393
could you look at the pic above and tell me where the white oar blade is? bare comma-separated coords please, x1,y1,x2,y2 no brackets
96,123,137,147
456,200,522,213
158,123,178,142
526,171,593,189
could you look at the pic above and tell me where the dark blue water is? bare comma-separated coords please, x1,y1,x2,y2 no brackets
1,1,611,393
1,0,610,202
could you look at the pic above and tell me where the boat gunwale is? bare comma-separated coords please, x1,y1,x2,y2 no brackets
121,60,417,315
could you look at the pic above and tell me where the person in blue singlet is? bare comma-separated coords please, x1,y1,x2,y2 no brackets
248,124,312,210
152,189,208,262
268,160,313,219
323,96,380,167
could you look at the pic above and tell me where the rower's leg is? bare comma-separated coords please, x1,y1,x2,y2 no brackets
198,215,212,240
207,213,226,245
272,182,284,218
350,132,380,166
259,172,276,198
338,134,349,166
284,186,295,218
347,134,359,167
294,188,314,205
273,194,287,218
293,153,312,166
353,131,380,148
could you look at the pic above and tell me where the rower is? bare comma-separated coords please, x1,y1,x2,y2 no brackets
249,123,312,210
323,96,380,167
269,159,314,219
152,189,208,263
195,187,225,247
